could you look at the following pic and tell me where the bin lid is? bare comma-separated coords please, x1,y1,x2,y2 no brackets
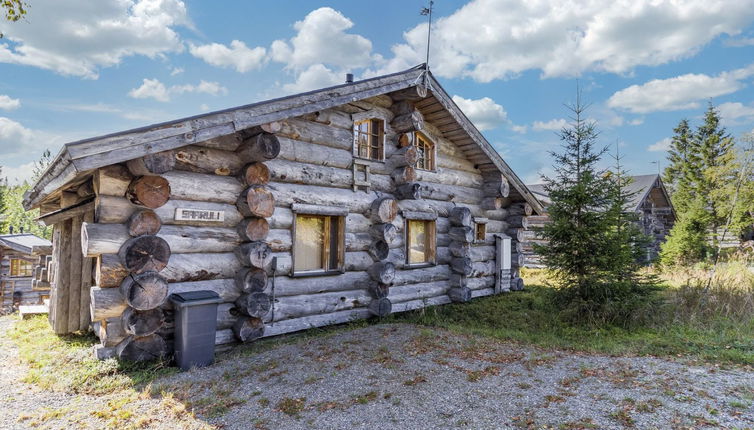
169,290,222,307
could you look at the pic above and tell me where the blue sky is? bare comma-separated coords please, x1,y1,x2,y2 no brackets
1,0,754,185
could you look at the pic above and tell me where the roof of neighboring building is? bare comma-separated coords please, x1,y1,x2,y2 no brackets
23,64,543,215
527,174,674,214
0,233,52,255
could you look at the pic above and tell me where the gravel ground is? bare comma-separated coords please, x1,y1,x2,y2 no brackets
2,317,754,429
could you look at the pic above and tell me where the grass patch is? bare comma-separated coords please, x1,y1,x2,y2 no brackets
391,268,754,365
7,315,177,395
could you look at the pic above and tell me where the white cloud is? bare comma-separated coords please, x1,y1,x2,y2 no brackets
271,7,374,71
0,95,20,110
532,118,567,131
0,117,62,162
607,64,754,113
0,0,190,79
372,0,754,81
717,102,754,125
170,67,184,76
648,137,673,152
189,40,267,73
129,78,170,102
451,95,508,131
724,37,754,47
281,64,343,94
128,78,228,102
1,161,36,185
510,125,528,134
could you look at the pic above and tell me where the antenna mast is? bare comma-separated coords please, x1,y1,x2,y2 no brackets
420,1,434,71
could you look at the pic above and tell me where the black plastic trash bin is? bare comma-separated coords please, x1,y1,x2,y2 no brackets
170,290,222,371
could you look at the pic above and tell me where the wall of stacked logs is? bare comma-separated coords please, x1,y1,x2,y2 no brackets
84,92,530,359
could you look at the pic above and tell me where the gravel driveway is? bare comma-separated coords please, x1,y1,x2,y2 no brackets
2,317,754,429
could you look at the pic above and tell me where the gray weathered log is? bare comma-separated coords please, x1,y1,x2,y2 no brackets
369,197,398,224
237,132,281,162
235,292,272,318
480,197,503,210
90,287,127,321
391,111,424,134
233,317,265,342
448,287,472,303
122,307,165,336
117,235,171,273
269,182,387,213
235,241,273,269
119,272,169,311
370,223,398,245
127,176,171,209
389,86,427,101
86,223,240,257
390,166,416,185
127,210,162,237
235,267,268,293
237,185,275,218
237,217,270,242
449,226,474,243
507,215,529,230
448,241,470,258
388,145,418,169
116,334,168,362
242,162,270,185
395,183,422,200
368,297,392,317
173,145,242,176
126,151,176,176
450,257,473,276
369,284,389,299
449,207,472,227
95,195,242,228
367,240,389,261
162,170,243,204
511,277,525,291
96,252,239,287
368,261,396,284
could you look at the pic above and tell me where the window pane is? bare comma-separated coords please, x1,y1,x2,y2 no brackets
408,220,428,264
294,215,325,271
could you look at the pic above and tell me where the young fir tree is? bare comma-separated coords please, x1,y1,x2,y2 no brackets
662,119,698,212
535,93,656,326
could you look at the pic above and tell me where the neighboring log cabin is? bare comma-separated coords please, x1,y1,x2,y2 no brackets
525,174,676,267
0,233,52,314
23,64,543,361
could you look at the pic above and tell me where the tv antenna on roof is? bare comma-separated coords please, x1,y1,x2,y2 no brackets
420,1,434,71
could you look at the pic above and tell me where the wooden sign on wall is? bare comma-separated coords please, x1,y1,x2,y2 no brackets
174,208,225,222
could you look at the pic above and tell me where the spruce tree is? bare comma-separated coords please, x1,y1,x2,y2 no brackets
535,93,656,325
662,119,698,212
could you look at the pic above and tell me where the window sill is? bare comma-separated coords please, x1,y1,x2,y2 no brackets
353,156,386,164
289,269,345,278
403,262,436,270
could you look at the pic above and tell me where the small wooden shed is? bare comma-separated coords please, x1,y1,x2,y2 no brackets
0,233,52,313
524,174,676,266
23,64,543,360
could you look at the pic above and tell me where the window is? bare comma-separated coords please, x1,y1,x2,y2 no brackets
353,119,385,161
475,222,487,242
293,213,345,275
415,132,436,170
406,219,436,266
10,258,33,277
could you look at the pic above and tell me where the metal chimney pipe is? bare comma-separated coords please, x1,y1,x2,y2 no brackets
345,73,353,84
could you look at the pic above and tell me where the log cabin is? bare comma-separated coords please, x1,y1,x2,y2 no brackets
22,64,543,361
0,232,52,313
525,173,676,267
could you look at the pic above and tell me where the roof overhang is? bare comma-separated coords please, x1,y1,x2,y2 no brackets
24,65,543,214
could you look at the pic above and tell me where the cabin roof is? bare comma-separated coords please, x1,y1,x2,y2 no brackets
23,64,543,214
0,233,52,255
527,174,675,215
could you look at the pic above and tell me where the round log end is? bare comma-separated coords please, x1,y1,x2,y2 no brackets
127,210,162,236
238,186,275,218
368,297,392,317
116,334,168,362
237,217,270,242
235,241,273,269
118,235,171,274
127,175,171,209
448,287,472,303
119,272,169,310
122,307,165,336
233,317,265,342
242,162,271,186
235,292,272,318
235,267,268,293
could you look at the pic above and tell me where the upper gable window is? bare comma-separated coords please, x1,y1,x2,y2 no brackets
353,119,385,161
415,132,436,171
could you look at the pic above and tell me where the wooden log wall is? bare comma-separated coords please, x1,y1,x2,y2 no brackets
87,92,529,359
